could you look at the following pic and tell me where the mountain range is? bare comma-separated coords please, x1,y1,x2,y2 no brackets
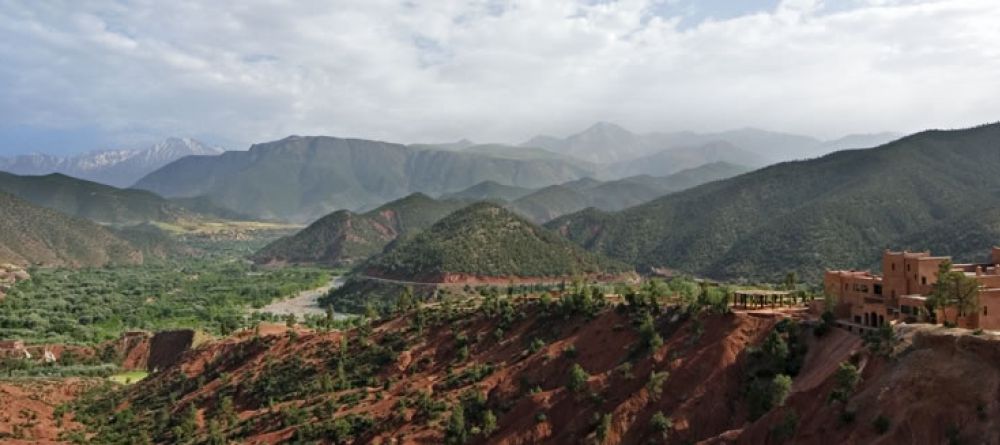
254,162,749,267
0,137,223,188
522,121,901,166
548,123,1000,282
133,136,596,223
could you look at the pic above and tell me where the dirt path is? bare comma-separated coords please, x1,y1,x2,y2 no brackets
255,277,347,321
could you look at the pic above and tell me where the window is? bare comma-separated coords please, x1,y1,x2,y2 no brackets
854,315,861,324
907,264,911,272
891,263,896,271
921,276,927,285
874,284,883,295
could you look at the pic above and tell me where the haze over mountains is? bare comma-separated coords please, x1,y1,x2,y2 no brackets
548,123,1000,282
0,119,914,277
133,135,597,223
122,123,899,223
0,137,223,188
521,121,902,165
0,171,197,226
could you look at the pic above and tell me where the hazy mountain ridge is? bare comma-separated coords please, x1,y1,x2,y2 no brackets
0,137,223,188
0,171,197,226
548,123,1000,281
134,136,597,223
523,122,901,168
444,161,751,222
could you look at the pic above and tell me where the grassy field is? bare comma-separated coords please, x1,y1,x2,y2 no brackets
108,371,149,385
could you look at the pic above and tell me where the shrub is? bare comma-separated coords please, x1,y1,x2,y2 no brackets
650,411,672,437
829,362,860,404
771,410,799,442
445,405,467,445
872,415,890,435
529,338,545,354
772,374,792,407
646,371,669,401
838,409,856,425
567,364,589,393
481,410,498,436
563,344,578,358
595,413,612,443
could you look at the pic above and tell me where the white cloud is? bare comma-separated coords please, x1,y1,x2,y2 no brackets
0,0,997,151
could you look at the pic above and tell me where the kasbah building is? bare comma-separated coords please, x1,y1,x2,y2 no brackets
824,247,1000,331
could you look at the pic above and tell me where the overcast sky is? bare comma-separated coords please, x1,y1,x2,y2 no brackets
1,0,998,155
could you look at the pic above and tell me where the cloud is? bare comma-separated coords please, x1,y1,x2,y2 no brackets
0,0,997,153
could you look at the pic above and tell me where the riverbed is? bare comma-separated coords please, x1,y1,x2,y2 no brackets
254,277,349,321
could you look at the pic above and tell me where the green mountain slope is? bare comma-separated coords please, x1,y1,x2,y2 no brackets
548,124,1000,281
363,202,630,280
511,162,751,223
0,171,193,225
441,180,535,202
134,136,597,223
0,191,143,267
252,193,468,266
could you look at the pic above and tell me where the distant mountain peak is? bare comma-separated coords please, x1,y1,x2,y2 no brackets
575,121,635,139
0,137,224,188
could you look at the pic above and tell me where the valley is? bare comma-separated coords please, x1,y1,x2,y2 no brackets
3,121,1000,444
4,3,998,443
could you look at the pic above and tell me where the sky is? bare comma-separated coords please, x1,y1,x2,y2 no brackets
0,0,998,155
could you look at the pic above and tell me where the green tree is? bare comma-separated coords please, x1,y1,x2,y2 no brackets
646,371,669,401
650,411,672,438
445,404,467,444
397,286,415,312
784,272,798,291
173,404,198,441
482,410,498,436
929,261,980,324
829,361,860,404
639,312,663,352
567,363,589,393
218,395,238,427
595,412,612,443
772,374,793,407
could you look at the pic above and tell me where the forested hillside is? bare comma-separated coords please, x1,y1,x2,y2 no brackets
549,124,1000,281
363,202,630,281
252,193,468,266
0,192,143,267
511,162,749,222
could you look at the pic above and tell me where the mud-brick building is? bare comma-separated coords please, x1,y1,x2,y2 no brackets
824,248,1000,331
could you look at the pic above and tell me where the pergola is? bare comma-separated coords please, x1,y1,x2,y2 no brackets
732,289,795,308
